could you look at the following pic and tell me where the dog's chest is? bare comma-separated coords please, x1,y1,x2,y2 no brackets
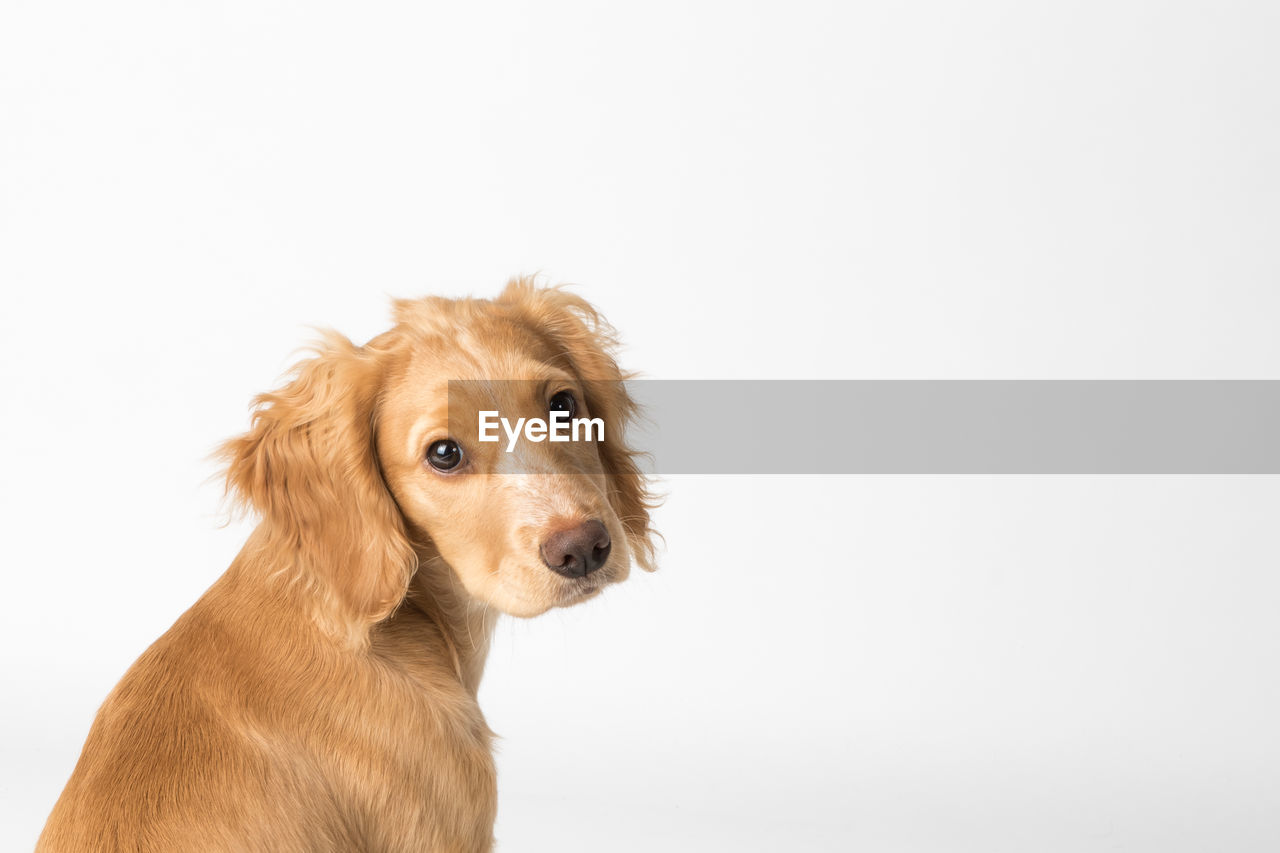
339,639,497,850
355,719,496,852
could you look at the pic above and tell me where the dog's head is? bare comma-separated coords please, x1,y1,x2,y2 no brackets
221,279,656,642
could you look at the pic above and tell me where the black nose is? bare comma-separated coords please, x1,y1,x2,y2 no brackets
540,520,612,578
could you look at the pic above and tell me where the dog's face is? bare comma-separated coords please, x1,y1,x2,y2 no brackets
377,301,637,617
222,280,655,639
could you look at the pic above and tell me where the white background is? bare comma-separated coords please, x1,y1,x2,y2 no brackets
3,2,1279,850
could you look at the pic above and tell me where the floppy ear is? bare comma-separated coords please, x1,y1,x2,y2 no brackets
219,330,416,643
499,277,660,572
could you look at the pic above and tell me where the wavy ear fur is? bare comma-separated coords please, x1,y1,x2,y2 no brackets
219,330,416,644
498,277,660,571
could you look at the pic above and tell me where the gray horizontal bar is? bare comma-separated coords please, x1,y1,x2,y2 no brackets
623,381,1280,474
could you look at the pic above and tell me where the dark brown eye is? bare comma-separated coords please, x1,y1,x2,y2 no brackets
549,390,577,418
426,439,464,472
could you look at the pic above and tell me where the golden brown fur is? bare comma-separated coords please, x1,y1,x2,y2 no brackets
38,279,657,852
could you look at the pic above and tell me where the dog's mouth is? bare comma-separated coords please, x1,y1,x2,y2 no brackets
561,585,604,605
487,558,617,616
555,569,615,605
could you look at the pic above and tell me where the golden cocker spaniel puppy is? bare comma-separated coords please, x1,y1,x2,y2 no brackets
38,279,657,852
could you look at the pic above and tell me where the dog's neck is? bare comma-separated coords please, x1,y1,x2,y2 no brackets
227,530,499,697
401,555,498,696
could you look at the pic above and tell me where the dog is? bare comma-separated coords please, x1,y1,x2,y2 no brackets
37,279,657,852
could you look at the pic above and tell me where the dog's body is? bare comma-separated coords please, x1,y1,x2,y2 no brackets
40,544,498,852
38,281,654,852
